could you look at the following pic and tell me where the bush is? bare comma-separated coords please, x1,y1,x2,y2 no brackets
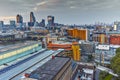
111,48,120,78
99,71,113,80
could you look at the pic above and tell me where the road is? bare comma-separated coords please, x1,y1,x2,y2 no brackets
95,68,100,80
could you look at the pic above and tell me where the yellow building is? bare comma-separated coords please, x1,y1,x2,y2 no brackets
99,34,105,44
72,42,80,61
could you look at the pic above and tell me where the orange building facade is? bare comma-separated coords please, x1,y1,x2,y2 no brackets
47,42,80,61
92,34,109,44
67,29,88,41
47,43,72,50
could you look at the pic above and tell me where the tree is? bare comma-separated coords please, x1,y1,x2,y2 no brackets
87,54,94,62
116,48,120,53
99,71,113,80
111,48,120,79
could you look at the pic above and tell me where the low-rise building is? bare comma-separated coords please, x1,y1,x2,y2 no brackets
30,27,48,34
95,44,120,64
76,62,95,80
79,41,95,54
110,34,120,45
47,41,81,61
29,56,72,80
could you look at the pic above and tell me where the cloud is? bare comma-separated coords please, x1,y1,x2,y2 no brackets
34,0,60,11
0,16,16,23
33,7,38,11
36,1,48,6
0,16,16,20
3,0,120,13
70,6,76,9
65,0,120,10
1,0,120,12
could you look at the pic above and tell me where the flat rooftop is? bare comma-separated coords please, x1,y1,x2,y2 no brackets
53,41,71,44
30,56,70,80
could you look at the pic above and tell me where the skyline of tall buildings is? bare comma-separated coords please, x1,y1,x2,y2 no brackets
0,11,119,26
0,11,120,31
0,12,47,29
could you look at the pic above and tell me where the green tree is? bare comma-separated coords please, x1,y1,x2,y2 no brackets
116,48,120,53
99,71,113,80
111,48,120,79
87,54,94,62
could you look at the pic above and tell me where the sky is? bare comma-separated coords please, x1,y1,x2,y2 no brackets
0,0,120,25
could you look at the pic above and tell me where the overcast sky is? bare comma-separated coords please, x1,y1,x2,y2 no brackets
0,0,120,24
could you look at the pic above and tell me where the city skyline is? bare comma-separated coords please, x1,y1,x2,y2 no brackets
0,0,120,24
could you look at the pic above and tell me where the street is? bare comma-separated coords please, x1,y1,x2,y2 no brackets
95,68,100,80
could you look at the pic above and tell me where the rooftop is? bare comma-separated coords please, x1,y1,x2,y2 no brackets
83,68,94,74
29,56,70,80
53,41,71,44
0,41,39,54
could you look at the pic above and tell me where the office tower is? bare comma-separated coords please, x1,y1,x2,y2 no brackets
30,12,36,23
16,14,20,23
10,20,16,29
28,22,34,27
114,21,120,31
10,20,15,26
0,21,4,30
40,19,45,27
16,14,23,23
34,22,39,27
28,12,36,27
113,24,117,31
47,16,54,29
0,21,4,27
